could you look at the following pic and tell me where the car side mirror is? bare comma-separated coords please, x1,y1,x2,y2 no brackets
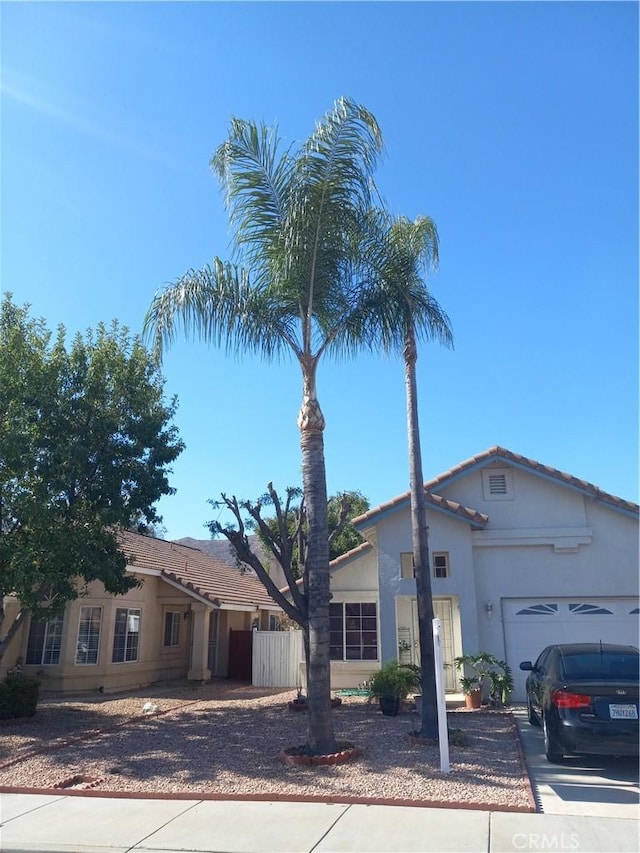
519,661,533,671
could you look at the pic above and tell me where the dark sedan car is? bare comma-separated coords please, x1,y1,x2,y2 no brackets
520,643,639,762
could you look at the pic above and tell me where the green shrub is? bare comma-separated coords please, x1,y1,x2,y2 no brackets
368,660,421,700
0,673,40,720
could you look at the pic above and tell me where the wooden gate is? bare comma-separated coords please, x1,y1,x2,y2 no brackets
228,629,253,681
252,629,304,687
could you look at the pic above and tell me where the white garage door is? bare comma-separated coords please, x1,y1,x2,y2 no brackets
503,598,639,702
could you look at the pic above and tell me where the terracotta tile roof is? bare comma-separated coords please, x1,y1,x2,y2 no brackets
330,541,373,570
117,530,279,611
425,446,639,516
352,446,639,528
352,489,489,529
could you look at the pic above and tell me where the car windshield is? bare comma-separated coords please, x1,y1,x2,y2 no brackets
561,651,639,681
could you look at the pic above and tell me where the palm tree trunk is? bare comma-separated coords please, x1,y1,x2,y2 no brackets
404,327,439,740
297,360,337,755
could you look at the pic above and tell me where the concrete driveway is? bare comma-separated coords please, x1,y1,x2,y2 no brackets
513,707,640,819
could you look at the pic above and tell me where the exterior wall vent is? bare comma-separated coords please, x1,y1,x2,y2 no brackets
482,468,514,501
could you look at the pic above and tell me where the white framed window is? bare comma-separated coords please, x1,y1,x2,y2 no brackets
163,611,181,647
433,552,450,579
76,606,102,664
25,613,64,665
112,608,141,663
482,468,514,500
329,602,378,661
400,552,415,579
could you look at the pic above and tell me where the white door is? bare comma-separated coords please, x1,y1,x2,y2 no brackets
503,597,639,701
411,598,457,691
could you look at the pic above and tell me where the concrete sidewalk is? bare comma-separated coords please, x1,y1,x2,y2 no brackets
1,793,638,853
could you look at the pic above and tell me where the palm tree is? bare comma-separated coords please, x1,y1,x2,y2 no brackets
360,212,453,739
144,98,383,755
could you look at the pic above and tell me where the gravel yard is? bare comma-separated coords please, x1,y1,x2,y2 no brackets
0,681,533,811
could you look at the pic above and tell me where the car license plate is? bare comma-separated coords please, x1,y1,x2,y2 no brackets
609,704,638,719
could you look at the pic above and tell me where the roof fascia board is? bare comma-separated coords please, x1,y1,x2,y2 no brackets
159,575,219,608
354,497,482,531
490,457,639,519
329,543,373,573
426,454,638,520
126,566,161,577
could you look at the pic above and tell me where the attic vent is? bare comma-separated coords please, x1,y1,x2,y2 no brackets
482,468,513,501
488,474,507,495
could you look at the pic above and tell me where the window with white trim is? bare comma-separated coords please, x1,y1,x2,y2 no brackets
112,608,141,663
329,602,378,661
76,606,102,664
25,613,64,665
433,552,449,578
482,468,514,500
400,553,414,579
163,611,181,647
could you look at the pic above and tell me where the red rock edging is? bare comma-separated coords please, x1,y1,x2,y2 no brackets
0,785,535,812
279,744,361,766
53,775,105,791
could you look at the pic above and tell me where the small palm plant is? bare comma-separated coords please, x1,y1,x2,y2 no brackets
454,652,513,707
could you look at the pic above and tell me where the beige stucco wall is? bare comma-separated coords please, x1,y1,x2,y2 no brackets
15,574,194,694
327,550,380,689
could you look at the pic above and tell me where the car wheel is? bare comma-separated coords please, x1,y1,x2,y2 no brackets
542,712,563,763
527,695,540,726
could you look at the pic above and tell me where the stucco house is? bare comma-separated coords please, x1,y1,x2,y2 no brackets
325,447,639,701
2,530,281,695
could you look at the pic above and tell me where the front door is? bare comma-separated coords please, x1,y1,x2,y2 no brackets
228,629,253,681
411,598,456,690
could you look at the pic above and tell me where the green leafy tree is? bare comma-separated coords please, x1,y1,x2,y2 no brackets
327,491,369,561
0,295,184,663
145,97,383,755
360,213,453,740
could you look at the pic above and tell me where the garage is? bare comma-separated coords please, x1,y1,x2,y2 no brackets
502,597,640,701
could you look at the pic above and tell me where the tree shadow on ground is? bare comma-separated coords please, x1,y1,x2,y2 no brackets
1,690,532,806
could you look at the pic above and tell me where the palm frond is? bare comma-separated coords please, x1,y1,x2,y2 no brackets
210,118,294,268
338,208,453,355
143,260,301,363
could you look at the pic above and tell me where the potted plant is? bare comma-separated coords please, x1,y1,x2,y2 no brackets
454,652,498,709
368,661,421,716
458,675,482,709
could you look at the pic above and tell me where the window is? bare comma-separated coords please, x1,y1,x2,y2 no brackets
163,611,181,647
330,602,377,661
25,613,64,665
433,552,449,579
112,608,141,663
482,468,513,500
162,611,181,647
76,607,102,664
400,553,414,579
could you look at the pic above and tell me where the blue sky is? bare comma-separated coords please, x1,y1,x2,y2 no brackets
2,1,638,540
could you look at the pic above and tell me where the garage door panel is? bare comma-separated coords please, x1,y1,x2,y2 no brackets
503,598,639,702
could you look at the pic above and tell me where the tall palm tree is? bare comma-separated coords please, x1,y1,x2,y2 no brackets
360,212,453,740
144,98,383,755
